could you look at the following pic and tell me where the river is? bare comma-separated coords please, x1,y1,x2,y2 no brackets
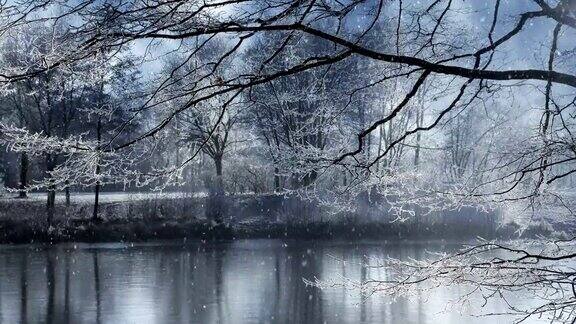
0,239,545,323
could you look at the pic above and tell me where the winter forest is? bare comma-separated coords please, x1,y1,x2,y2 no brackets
0,0,575,323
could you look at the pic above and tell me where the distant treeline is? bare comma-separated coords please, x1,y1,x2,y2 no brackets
0,193,519,243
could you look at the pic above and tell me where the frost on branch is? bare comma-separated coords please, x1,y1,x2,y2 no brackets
0,124,185,191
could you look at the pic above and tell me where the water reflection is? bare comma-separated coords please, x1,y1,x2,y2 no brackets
0,240,544,324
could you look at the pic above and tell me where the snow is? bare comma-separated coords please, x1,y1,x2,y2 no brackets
0,191,207,204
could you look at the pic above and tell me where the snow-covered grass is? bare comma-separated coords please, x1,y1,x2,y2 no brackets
0,191,207,204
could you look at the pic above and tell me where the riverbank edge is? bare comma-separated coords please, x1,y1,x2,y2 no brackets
0,218,546,244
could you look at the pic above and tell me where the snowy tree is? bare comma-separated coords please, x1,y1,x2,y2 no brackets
0,0,576,320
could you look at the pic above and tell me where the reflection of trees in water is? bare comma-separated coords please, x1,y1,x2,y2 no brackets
317,243,429,323
64,252,70,324
13,244,237,323
168,250,183,321
19,253,27,324
414,245,425,324
177,246,209,323
45,249,55,324
273,253,281,322
283,243,324,324
162,241,327,324
92,250,102,324
214,246,226,324
40,248,83,324
173,243,232,323
0,241,506,324
389,245,410,323
360,254,368,323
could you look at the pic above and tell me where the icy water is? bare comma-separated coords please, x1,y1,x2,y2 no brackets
0,239,545,324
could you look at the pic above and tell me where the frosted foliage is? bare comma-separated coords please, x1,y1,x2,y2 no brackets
0,0,575,320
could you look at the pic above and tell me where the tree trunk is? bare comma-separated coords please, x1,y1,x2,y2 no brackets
93,177,100,222
18,152,28,198
93,117,102,223
206,155,225,223
214,155,224,195
45,154,56,227
46,188,56,227
375,125,384,174
414,109,423,167
274,167,281,193
65,183,70,206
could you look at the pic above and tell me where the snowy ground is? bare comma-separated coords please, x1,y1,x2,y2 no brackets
0,191,207,204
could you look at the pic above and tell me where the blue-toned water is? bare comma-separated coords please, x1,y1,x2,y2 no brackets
0,239,543,323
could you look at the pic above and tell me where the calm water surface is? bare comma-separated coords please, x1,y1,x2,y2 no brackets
0,239,544,324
